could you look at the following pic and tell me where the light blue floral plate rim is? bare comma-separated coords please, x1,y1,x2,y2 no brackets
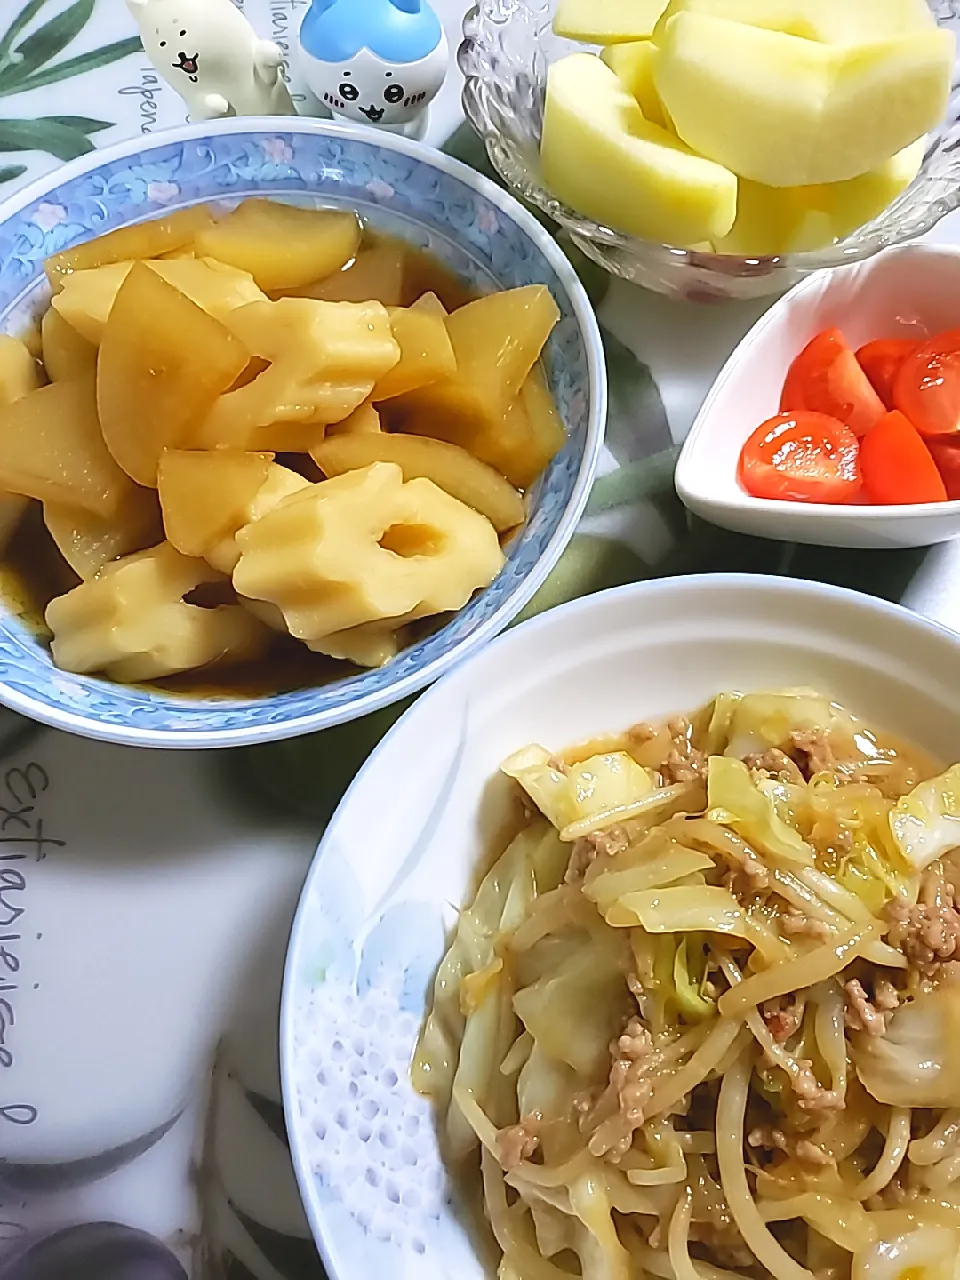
0,117,606,748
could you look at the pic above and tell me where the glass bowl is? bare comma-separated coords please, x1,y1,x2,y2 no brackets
460,0,960,301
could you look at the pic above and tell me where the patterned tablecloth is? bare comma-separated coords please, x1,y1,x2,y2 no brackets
2,3,960,1279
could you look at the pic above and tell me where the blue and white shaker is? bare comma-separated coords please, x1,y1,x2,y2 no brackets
298,0,449,138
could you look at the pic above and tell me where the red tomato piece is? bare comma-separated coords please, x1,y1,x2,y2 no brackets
926,437,960,500
894,328,960,437
856,338,919,410
781,327,885,437
859,410,947,505
738,411,861,504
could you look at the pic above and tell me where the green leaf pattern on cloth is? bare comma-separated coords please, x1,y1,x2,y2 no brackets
0,114,110,158
0,35,142,97
0,0,140,152
5,0,97,85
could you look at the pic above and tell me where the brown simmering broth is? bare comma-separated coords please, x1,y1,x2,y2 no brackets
0,233,485,699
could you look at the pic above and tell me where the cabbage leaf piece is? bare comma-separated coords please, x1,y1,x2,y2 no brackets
513,934,629,1078
720,689,854,759
607,884,747,935
889,764,960,872
707,755,813,865
502,745,654,831
853,984,960,1108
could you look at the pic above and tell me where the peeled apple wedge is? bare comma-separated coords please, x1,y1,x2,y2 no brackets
541,54,737,245
601,42,667,127
655,13,954,187
553,0,669,43
713,141,925,256
653,0,934,45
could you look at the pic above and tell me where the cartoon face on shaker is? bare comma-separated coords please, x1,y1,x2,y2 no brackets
310,45,446,126
125,0,294,120
159,24,200,82
298,0,449,129
130,5,203,85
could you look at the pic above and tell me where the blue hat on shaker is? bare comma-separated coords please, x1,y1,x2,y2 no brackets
300,0,445,66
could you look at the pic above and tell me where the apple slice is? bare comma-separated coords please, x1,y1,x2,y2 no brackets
601,42,668,126
712,140,925,255
653,0,934,45
655,12,952,186
553,0,669,43
541,53,737,245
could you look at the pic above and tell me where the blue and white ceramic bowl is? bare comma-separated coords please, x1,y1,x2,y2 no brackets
0,118,604,748
281,574,960,1280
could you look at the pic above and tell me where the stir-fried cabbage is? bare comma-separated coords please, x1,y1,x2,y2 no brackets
853,985,960,1109
517,1039,578,1123
584,848,714,916
513,933,630,1078
808,778,918,912
673,934,716,1023
889,764,960,872
722,689,854,760
502,745,654,831
606,885,749,937
413,688,960,1280
707,756,814,865
756,775,811,834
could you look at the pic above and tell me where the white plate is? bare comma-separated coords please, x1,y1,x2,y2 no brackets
281,573,960,1280
676,245,960,549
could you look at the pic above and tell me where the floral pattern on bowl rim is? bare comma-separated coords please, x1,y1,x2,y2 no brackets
0,118,604,748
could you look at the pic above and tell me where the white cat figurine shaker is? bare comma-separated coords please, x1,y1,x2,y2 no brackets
298,0,449,137
126,0,296,121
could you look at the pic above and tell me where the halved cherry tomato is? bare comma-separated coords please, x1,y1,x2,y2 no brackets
894,328,960,437
859,410,947,505
856,338,919,410
739,411,861,504
781,327,885,437
925,437,960,500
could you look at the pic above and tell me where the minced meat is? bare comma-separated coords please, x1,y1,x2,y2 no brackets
886,865,960,977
